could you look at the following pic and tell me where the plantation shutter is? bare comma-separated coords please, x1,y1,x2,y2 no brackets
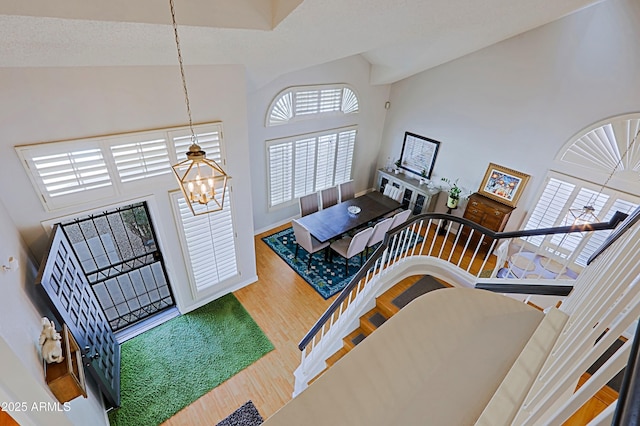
170,127,223,163
294,138,316,198
523,178,575,246
110,133,171,183
173,188,238,293
315,134,337,190
266,85,359,127
17,141,114,211
268,141,293,207
334,129,356,184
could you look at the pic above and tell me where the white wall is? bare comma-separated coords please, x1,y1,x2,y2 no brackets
0,65,256,312
247,55,391,232
379,0,640,229
0,199,107,425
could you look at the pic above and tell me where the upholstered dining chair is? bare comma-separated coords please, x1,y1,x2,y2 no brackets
299,193,319,217
339,180,355,202
365,217,394,257
330,227,374,274
390,209,411,230
320,186,339,209
291,219,330,269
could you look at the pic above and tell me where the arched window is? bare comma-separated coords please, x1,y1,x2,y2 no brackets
266,84,359,126
521,113,640,267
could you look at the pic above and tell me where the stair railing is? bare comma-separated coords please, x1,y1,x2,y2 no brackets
293,210,628,395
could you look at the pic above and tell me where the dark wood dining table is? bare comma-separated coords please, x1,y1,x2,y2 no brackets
296,191,402,243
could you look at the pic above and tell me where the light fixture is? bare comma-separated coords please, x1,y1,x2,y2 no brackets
1,256,19,273
169,0,229,216
569,127,640,225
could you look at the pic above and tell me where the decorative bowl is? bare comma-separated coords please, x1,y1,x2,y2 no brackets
347,206,361,215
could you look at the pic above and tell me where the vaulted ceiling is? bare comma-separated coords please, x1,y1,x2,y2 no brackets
0,0,603,88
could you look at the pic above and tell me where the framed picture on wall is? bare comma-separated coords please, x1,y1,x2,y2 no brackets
399,132,441,178
478,163,530,207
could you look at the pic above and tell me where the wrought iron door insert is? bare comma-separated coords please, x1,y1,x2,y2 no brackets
59,202,175,331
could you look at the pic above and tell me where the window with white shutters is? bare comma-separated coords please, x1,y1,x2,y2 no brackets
267,127,356,208
266,84,359,126
171,188,238,294
522,172,639,266
16,123,225,211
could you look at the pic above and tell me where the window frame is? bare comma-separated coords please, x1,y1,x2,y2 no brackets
266,126,357,209
520,171,639,268
16,122,226,212
265,84,360,127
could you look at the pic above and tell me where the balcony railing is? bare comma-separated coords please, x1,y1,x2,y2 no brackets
293,210,629,399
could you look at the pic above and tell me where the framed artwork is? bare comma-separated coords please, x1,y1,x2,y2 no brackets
478,163,530,207
399,132,441,178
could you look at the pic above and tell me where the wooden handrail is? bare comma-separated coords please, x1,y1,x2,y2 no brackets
475,283,573,296
297,210,629,351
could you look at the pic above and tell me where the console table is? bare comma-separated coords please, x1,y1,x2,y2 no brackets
376,169,439,215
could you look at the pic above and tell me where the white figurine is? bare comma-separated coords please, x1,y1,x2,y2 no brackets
39,317,64,364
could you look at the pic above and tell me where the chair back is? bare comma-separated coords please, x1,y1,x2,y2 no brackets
299,193,319,217
339,181,355,202
390,209,411,229
367,217,393,248
384,186,402,202
321,187,339,209
291,220,314,252
346,227,374,258
382,184,393,197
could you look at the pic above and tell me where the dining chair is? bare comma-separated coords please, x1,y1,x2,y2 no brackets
320,186,339,209
299,193,319,217
330,227,374,274
389,209,411,230
291,219,330,269
366,217,393,257
339,181,355,202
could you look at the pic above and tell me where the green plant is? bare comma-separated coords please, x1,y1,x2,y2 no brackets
420,169,427,178
394,159,402,168
441,177,462,199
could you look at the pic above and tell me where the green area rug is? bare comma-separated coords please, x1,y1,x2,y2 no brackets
109,294,274,426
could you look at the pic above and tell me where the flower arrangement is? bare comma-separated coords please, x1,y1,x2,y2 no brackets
441,177,462,199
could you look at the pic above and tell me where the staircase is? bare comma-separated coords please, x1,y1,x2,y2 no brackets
325,275,449,370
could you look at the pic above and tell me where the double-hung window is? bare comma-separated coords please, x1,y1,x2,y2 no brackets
267,127,356,208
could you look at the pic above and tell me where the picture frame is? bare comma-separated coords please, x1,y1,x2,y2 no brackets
398,132,441,179
478,163,530,207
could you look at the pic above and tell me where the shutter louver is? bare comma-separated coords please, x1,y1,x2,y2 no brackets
334,130,356,184
268,141,293,207
175,188,237,292
111,136,171,183
294,138,316,198
315,135,337,191
266,84,360,127
523,178,575,246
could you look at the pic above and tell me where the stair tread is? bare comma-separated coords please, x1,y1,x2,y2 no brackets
360,308,388,334
344,328,367,350
326,347,348,366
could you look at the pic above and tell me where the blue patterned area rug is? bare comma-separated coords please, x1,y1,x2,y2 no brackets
262,227,422,299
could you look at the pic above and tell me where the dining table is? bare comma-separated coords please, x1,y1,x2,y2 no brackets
296,191,402,243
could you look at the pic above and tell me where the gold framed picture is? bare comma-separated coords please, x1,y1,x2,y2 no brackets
478,163,530,207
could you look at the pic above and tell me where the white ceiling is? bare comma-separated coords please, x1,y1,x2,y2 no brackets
0,0,602,88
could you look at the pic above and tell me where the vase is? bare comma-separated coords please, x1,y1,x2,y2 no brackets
447,196,459,209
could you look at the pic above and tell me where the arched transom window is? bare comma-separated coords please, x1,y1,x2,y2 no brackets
266,84,359,126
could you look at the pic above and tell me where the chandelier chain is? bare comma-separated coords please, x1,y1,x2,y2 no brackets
598,127,640,192
169,0,197,144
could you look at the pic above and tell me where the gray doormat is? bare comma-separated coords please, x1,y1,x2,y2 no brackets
392,275,445,309
216,400,263,426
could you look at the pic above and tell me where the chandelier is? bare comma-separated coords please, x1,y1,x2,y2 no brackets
169,0,229,216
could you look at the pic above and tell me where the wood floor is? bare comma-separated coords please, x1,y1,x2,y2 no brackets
162,222,615,425
163,223,336,425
